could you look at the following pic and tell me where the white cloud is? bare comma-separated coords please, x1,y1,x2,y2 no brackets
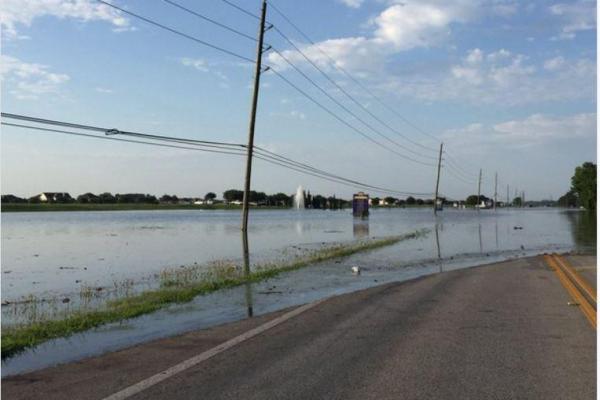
268,0,477,74
387,49,595,105
180,58,209,72
0,0,132,39
486,49,511,62
443,113,596,150
1,55,69,99
550,0,596,40
180,58,231,89
493,113,595,141
337,0,364,8
95,87,113,94
290,110,306,120
465,48,483,64
543,56,565,71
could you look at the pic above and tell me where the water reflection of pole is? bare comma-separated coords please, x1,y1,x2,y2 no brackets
242,231,254,318
495,219,499,250
434,222,442,273
478,223,483,254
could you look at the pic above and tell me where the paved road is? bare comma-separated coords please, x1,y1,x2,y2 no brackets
568,255,597,291
3,256,596,400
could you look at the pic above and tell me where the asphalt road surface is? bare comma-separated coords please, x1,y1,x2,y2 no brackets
3,256,596,400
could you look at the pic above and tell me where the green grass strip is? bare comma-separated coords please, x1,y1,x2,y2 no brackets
1,230,426,358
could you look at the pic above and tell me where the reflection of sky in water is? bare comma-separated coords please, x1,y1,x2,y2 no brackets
1,208,594,301
1,208,595,377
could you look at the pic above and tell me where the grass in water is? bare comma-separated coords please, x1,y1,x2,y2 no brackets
1,230,426,358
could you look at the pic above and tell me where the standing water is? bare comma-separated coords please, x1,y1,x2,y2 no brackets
1,207,595,376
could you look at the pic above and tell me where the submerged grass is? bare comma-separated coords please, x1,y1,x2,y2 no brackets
1,230,426,358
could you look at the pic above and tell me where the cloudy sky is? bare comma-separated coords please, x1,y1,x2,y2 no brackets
1,0,596,200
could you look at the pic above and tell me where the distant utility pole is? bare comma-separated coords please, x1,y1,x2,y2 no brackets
522,191,525,208
494,172,498,210
241,0,268,233
506,184,509,206
477,168,482,212
433,142,443,215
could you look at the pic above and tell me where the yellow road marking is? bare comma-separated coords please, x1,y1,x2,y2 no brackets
554,254,596,308
543,255,596,329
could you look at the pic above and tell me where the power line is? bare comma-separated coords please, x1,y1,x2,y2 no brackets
1,123,248,156
2,115,432,197
267,68,436,167
271,26,438,160
93,0,443,170
443,160,478,183
268,48,437,166
219,0,263,21
266,0,440,148
443,151,479,179
162,0,258,42
265,0,483,178
96,0,255,63
1,113,244,151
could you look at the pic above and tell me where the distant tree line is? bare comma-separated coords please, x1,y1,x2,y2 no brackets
2,192,161,204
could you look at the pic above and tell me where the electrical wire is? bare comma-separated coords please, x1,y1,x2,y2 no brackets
2,115,432,196
96,0,255,63
272,25,438,159
1,123,248,156
266,68,436,167
267,49,437,166
266,0,440,148
161,0,258,43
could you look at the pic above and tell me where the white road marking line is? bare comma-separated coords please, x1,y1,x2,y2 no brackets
102,298,327,400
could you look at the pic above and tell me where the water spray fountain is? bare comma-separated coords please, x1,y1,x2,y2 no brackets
294,185,305,209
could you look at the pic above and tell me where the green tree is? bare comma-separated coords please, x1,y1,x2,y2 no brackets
406,196,416,205
204,192,217,201
571,162,596,211
465,195,479,206
223,189,244,202
558,190,578,208
512,197,522,207
384,196,396,206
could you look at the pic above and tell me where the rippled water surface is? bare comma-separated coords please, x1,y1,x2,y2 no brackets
1,207,594,301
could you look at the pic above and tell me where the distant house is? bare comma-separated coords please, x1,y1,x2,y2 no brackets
33,192,73,203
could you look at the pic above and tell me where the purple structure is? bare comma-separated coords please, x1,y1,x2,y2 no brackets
352,192,369,217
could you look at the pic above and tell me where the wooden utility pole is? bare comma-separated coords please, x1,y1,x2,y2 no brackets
433,142,443,215
241,0,267,232
494,172,498,210
506,184,509,206
477,169,482,212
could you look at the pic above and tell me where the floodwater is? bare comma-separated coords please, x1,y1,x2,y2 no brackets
1,207,595,376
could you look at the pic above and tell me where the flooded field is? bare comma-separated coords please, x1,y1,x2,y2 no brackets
1,207,595,375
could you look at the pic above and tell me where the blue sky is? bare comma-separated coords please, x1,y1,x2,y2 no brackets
1,0,596,200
